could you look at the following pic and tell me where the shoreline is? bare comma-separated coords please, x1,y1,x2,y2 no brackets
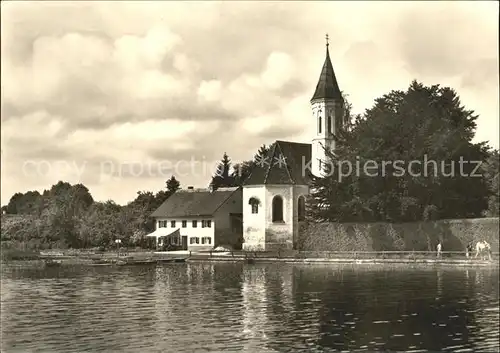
186,255,498,267
2,252,498,268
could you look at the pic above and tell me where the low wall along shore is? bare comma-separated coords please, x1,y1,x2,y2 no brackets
298,217,499,253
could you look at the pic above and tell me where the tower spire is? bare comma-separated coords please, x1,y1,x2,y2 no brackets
311,35,341,102
310,35,345,177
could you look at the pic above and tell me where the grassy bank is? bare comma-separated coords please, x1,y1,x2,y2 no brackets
0,246,158,265
0,248,41,261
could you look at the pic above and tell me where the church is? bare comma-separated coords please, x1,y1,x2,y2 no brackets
149,39,345,251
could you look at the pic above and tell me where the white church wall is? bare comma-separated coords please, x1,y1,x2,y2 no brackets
242,185,267,251
292,184,309,248
264,185,294,251
311,98,343,177
242,182,310,251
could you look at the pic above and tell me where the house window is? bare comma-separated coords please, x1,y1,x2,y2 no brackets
158,221,167,228
192,220,197,228
328,116,333,134
248,197,261,214
272,195,284,222
207,220,211,228
202,220,212,228
171,220,176,228
201,237,212,245
189,237,199,245
298,196,306,222
190,237,200,245
182,220,187,228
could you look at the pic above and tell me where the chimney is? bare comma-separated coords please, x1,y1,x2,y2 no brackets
187,186,194,192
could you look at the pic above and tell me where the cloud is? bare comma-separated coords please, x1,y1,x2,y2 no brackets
1,1,498,205
198,80,222,102
391,2,497,86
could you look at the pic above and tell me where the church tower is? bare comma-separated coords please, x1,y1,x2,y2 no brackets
311,35,344,177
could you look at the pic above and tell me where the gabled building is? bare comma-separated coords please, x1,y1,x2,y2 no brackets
149,186,242,251
242,140,311,251
241,38,345,251
150,38,344,252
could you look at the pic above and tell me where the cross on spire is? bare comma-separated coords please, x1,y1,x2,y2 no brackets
325,33,329,47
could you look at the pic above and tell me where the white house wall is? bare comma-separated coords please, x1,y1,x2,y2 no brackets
156,218,215,250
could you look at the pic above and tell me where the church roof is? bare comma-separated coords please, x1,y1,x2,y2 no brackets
311,43,342,102
244,140,312,186
150,187,241,218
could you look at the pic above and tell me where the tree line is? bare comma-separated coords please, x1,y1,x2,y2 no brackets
308,81,499,222
0,147,269,250
2,80,498,250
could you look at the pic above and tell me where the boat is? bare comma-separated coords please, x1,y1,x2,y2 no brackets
44,259,62,267
156,258,187,264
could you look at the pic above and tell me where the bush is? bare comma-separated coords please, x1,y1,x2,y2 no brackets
0,247,40,261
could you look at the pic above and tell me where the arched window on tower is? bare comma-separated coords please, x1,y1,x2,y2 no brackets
328,116,333,134
272,195,284,223
318,115,322,134
298,196,306,222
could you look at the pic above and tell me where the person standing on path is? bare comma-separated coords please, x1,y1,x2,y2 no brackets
436,242,442,258
466,241,473,258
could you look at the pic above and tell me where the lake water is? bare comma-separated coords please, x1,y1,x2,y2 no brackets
1,262,499,352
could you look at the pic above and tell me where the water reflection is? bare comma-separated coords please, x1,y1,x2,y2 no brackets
1,263,498,353
241,266,269,351
437,267,443,299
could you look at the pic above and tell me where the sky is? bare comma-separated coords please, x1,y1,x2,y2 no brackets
1,1,499,206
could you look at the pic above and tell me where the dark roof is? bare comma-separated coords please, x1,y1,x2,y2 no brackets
311,44,342,101
244,140,312,185
151,187,241,218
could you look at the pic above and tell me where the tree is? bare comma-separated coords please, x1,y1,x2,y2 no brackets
233,144,271,185
482,149,499,217
310,81,492,222
210,152,237,190
1,176,184,250
77,200,124,248
41,183,95,248
4,191,42,215
0,182,96,248
166,175,180,193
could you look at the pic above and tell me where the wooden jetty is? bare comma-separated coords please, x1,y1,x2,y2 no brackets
88,256,187,266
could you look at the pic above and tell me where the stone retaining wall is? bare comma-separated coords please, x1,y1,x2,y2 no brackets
298,217,499,252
